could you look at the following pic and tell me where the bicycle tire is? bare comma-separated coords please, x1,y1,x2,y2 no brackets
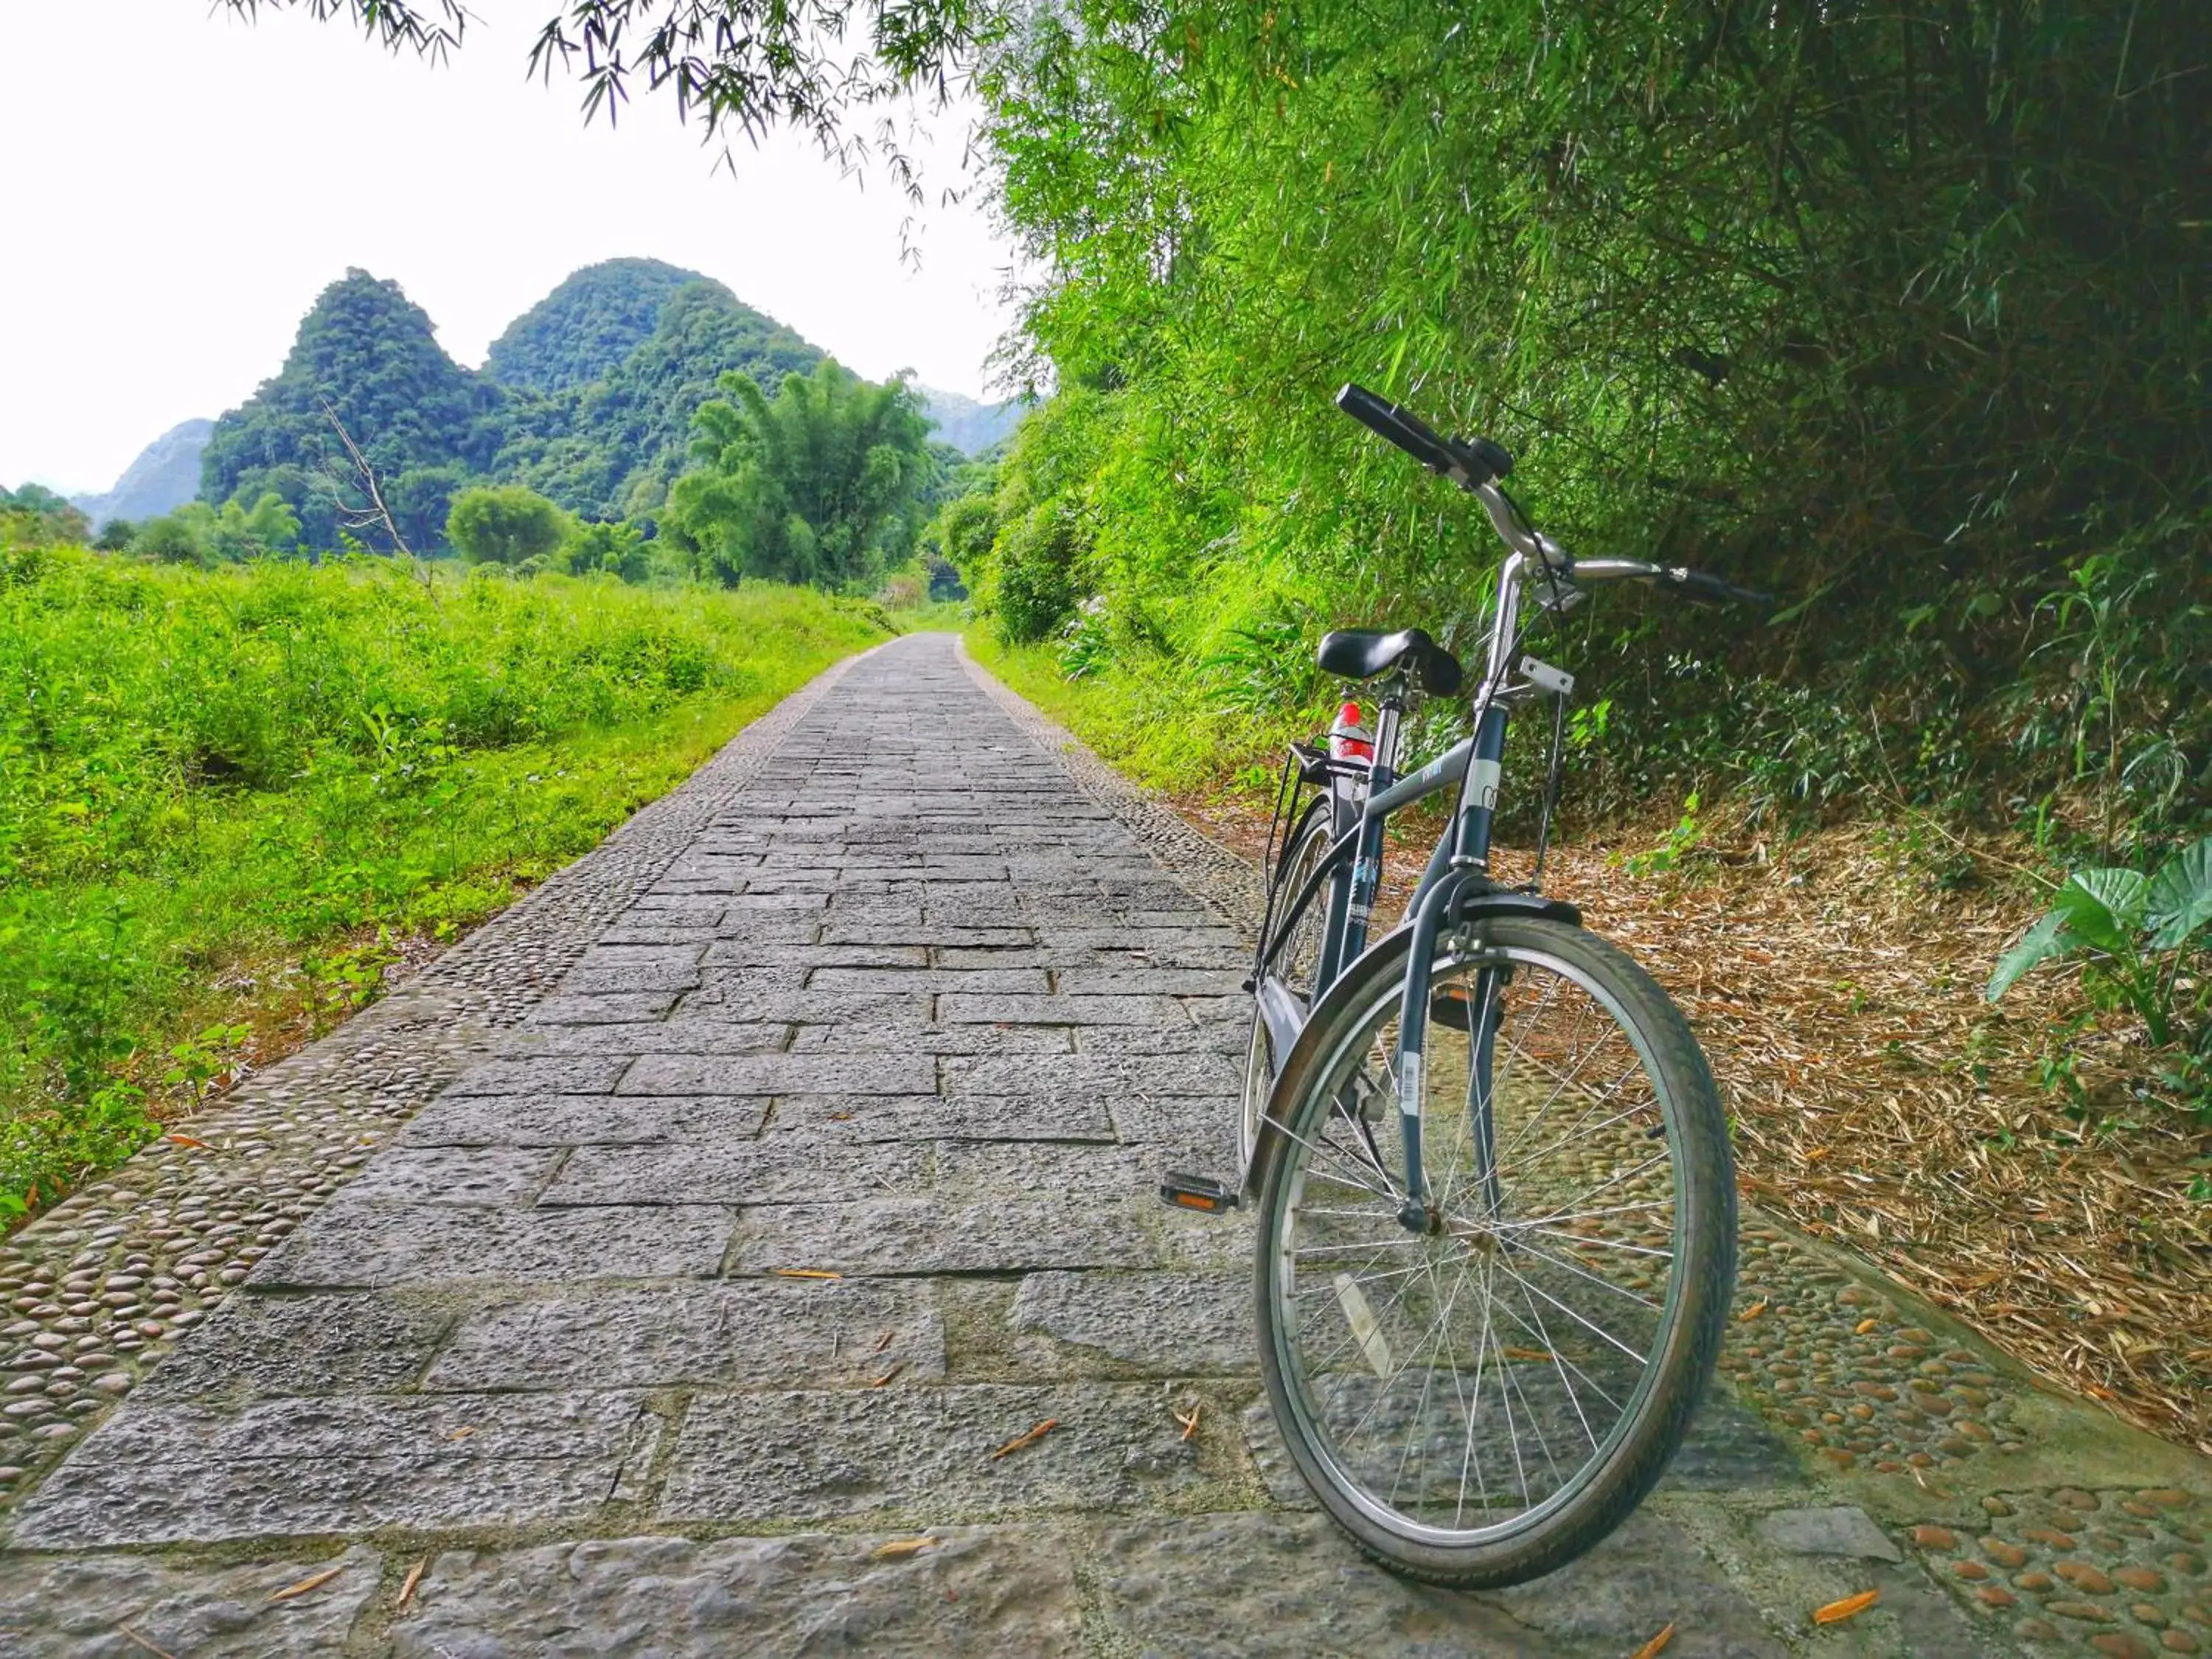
1240,797,1335,1176
1253,914,1735,1587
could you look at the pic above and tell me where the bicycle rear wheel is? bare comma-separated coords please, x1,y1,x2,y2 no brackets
1253,915,1734,1587
1240,797,1335,1174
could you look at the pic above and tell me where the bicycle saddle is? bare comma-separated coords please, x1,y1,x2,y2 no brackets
1316,627,1464,696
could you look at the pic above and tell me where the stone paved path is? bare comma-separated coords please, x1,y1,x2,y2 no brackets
1,633,2207,1657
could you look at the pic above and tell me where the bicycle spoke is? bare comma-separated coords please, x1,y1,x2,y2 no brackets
1258,927,1729,1573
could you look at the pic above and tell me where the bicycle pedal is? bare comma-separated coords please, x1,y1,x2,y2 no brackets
1159,1172,1239,1214
1431,987,1474,1030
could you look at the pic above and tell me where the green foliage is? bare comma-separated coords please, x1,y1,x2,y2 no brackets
663,360,935,589
200,269,505,544
446,484,573,567
1,486,91,557
1620,795,1708,879
131,513,205,565
1988,836,2212,1107
938,0,2210,855
561,519,654,583
1,484,74,516
483,257,703,394
92,518,136,552
0,547,886,1213
493,277,827,521
388,464,472,554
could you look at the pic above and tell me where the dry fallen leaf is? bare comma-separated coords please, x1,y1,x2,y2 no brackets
164,1133,214,1150
1812,1589,1880,1625
268,1564,347,1603
1503,1346,1555,1363
1854,1317,1879,1335
990,1419,1058,1460
1630,1623,1676,1659
445,1426,476,1441
1172,1402,1201,1440
773,1268,843,1281
872,1329,896,1356
114,1624,178,1659
396,1557,427,1609
1738,1301,1767,1323
872,1536,936,1559
870,1362,904,1388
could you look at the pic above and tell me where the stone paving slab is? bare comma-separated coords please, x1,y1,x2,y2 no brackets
1,632,2206,1656
657,1384,1211,1523
537,1136,929,1206
13,1393,658,1546
133,1291,453,1402
397,1091,772,1147
423,1279,947,1391
252,1201,734,1288
389,1530,1086,1658
731,1196,1160,1276
0,1544,383,1656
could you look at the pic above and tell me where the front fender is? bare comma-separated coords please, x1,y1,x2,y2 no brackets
1246,888,1582,1198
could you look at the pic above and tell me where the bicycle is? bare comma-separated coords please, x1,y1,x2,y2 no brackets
1161,384,1763,1588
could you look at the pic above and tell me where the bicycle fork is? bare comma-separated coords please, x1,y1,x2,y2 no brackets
1391,704,1509,1232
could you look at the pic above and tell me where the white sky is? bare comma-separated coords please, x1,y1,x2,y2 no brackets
0,0,1018,494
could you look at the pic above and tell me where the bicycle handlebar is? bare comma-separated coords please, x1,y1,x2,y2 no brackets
1568,557,1773,608
1332,383,1770,610
1666,568,1774,608
1336,383,1512,487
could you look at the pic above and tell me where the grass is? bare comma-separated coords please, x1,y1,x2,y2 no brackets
0,548,887,1218
963,627,1298,796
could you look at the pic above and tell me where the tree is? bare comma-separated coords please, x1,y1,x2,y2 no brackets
133,515,205,565
218,1,975,190
662,360,933,589
388,465,472,554
0,485,90,549
189,493,302,560
561,519,653,582
94,518,136,552
445,484,571,567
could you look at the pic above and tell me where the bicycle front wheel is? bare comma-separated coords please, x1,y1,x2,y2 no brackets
1254,915,1735,1587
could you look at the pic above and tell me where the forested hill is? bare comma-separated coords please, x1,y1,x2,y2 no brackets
483,257,709,393
184,259,1015,543
200,271,503,544
488,268,827,518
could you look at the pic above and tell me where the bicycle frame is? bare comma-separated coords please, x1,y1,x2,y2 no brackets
1254,480,1664,1228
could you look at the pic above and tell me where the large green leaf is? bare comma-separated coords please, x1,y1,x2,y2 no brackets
2146,834,2212,951
1986,911,2075,1002
2052,867,2149,951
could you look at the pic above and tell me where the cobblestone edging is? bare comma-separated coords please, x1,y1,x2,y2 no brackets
0,650,877,1501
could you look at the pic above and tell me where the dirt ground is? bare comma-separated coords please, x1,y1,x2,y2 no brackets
1174,787,2212,1459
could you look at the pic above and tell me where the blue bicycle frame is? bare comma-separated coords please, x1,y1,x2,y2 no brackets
1253,491,1677,1229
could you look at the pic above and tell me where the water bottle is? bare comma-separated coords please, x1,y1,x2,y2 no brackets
1328,700,1374,763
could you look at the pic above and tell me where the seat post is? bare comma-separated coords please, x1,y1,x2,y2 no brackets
1371,676,1408,781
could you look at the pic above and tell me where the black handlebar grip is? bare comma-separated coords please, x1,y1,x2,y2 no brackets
1335,383,1458,476
1673,569,1775,608
1336,384,1514,487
